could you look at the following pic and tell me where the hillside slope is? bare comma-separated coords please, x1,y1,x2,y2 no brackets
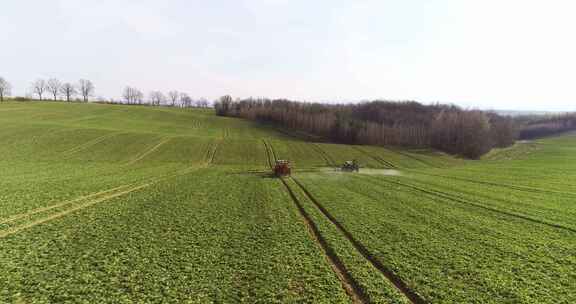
1,102,574,303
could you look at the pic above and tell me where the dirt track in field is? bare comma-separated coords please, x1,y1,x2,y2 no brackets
126,137,171,165
291,177,426,304
0,167,202,239
0,185,130,226
359,174,576,234
61,132,120,156
0,184,149,238
265,140,423,304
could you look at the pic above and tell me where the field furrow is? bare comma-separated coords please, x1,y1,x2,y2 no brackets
312,143,338,167
353,146,397,168
263,140,275,168
411,170,576,198
296,172,576,303
291,177,426,304
2,102,575,303
279,177,368,304
61,132,120,156
0,183,150,239
126,137,172,165
359,175,576,234
0,185,130,226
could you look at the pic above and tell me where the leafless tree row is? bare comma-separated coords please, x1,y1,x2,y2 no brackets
517,114,576,139
149,91,166,106
0,76,209,108
215,97,517,159
122,86,144,104
30,78,94,102
119,87,210,108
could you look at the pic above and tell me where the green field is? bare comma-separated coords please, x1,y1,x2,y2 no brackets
1,102,574,303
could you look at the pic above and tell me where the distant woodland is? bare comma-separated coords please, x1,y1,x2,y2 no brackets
517,114,576,139
3,75,575,157
215,97,517,159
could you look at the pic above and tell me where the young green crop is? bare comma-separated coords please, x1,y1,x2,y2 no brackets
0,169,351,303
294,172,576,303
1,101,575,303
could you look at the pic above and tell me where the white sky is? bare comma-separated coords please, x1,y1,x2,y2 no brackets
2,0,576,111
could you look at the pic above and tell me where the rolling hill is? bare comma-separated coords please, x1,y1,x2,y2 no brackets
0,101,574,303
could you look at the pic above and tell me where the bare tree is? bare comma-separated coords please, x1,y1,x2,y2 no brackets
46,78,62,101
179,92,187,107
180,92,192,108
123,86,144,104
32,79,47,100
122,86,134,104
215,95,233,114
149,91,166,106
60,83,77,102
78,79,94,102
0,77,11,102
196,98,209,108
168,90,179,106
135,90,144,104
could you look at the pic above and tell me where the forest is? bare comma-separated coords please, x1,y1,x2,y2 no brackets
517,113,576,139
3,73,573,158
215,97,517,159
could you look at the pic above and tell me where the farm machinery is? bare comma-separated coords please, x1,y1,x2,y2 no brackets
341,160,359,172
274,160,291,176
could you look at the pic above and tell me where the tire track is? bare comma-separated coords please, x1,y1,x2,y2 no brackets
262,140,274,168
0,185,130,226
279,177,368,304
267,140,418,302
359,175,576,234
412,171,576,198
0,183,151,239
203,141,212,163
352,146,396,169
222,128,231,139
265,140,367,303
126,137,171,165
311,143,337,167
290,177,427,304
0,167,201,239
0,108,26,112
387,149,439,168
61,132,119,156
266,140,279,162
205,139,221,165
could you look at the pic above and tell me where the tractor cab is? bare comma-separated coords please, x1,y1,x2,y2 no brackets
274,160,291,176
341,160,359,172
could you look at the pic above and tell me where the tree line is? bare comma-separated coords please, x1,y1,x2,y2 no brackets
0,76,210,108
119,87,210,108
517,113,576,139
215,97,517,159
4,75,571,153
0,77,95,103
30,78,95,102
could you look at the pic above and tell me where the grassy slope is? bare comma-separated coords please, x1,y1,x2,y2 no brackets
295,134,576,303
0,101,574,303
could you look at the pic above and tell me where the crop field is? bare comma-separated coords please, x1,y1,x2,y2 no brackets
1,101,575,303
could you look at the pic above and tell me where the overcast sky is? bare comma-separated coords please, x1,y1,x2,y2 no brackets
2,0,576,111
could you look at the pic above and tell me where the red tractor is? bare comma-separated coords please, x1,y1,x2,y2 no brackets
274,160,291,176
